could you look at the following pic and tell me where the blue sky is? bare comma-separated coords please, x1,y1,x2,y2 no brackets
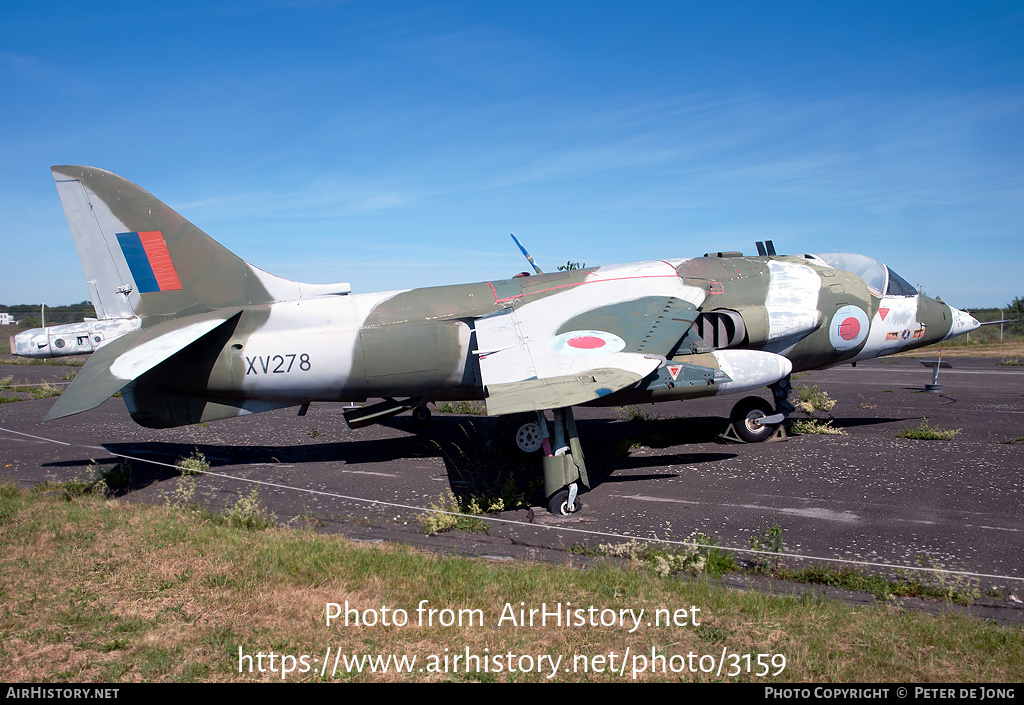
2,1,1022,308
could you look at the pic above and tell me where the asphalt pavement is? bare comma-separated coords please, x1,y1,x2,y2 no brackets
2,354,1022,618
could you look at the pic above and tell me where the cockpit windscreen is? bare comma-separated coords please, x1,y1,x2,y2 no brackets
812,253,918,298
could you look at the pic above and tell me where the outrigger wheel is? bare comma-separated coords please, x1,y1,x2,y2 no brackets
547,484,581,515
729,396,779,443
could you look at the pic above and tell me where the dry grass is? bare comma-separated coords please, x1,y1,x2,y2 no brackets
2,485,1022,682
899,339,1024,359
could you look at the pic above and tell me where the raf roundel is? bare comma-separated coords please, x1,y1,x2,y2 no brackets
549,330,627,356
829,305,870,351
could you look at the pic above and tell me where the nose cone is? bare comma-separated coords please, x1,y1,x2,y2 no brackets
944,306,981,341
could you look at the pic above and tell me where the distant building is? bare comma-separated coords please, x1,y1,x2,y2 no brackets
0,313,14,325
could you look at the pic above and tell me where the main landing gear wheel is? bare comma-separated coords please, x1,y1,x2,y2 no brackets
729,396,777,443
411,404,432,424
496,413,544,456
547,487,582,515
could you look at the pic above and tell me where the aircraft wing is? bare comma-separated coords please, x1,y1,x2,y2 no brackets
475,263,704,415
44,308,242,421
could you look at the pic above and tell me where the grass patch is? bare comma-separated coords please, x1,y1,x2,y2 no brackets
777,563,980,605
0,355,87,367
903,338,1024,358
617,405,655,422
786,418,846,436
0,378,64,401
223,488,274,530
417,478,533,535
0,482,22,524
87,460,134,496
435,400,486,415
895,419,962,440
572,530,738,578
748,519,786,574
998,358,1023,366
1,486,1023,682
418,490,490,535
176,450,210,475
793,385,836,414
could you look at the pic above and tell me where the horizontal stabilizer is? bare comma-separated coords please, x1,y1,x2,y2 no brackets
44,309,241,421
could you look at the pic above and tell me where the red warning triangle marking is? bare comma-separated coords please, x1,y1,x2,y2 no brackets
878,307,889,320
667,365,682,380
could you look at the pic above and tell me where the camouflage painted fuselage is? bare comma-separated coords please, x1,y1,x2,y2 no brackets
25,166,979,430
117,254,967,428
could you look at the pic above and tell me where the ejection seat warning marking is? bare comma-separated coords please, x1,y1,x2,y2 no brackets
246,354,311,375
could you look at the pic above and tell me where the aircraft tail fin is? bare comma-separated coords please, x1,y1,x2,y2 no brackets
50,166,350,324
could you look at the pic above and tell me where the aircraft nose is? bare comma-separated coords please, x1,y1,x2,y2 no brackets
945,306,980,340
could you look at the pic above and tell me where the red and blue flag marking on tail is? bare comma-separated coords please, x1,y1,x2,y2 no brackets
116,231,183,293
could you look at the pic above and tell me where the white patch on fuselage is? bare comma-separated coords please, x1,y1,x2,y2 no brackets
764,261,822,343
237,290,408,399
849,296,918,363
477,260,706,386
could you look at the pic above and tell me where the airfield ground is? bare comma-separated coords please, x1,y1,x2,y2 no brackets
1,343,1022,621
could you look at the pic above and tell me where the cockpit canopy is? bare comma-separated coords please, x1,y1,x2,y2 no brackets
808,253,918,298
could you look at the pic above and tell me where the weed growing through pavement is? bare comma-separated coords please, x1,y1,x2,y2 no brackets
617,405,654,422
435,400,486,415
418,489,489,535
787,418,846,435
794,385,836,414
176,450,210,475
31,383,62,399
856,395,877,410
87,460,133,496
570,525,738,578
418,475,535,535
913,553,982,605
749,518,786,574
895,419,961,440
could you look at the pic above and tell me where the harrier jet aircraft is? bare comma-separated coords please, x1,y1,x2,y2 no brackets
13,166,981,514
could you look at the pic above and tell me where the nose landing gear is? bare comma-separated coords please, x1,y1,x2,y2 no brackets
720,375,792,443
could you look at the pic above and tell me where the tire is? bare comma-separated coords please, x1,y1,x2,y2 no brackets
729,396,777,443
547,488,582,515
411,405,432,424
496,413,544,456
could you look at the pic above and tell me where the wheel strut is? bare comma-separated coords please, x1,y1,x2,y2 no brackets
541,407,588,514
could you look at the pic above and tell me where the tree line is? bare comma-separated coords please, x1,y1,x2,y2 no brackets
0,302,96,327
